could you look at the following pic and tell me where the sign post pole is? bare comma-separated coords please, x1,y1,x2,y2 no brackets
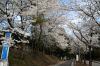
0,31,11,66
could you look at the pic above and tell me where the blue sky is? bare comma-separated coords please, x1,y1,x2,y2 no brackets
0,20,9,29
59,0,80,20
66,11,79,20
96,16,100,22
58,0,83,37
59,0,83,6
59,0,71,5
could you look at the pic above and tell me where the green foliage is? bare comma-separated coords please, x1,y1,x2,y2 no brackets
32,14,47,25
85,47,100,60
64,47,71,56
49,47,72,59
91,48,100,60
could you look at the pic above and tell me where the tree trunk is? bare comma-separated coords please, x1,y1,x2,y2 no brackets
83,53,86,64
89,46,92,66
37,24,43,52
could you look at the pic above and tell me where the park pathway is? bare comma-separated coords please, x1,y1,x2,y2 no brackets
92,61,100,66
86,61,100,66
50,59,75,66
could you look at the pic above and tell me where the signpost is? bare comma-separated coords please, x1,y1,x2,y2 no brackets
5,32,11,41
1,42,10,60
0,31,11,66
0,30,29,66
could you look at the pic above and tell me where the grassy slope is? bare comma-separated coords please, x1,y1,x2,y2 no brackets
7,48,59,66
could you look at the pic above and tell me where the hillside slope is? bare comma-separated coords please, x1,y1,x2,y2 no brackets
8,48,59,66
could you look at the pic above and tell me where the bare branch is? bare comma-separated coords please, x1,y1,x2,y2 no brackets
73,30,88,46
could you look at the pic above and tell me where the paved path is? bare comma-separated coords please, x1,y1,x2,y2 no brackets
92,61,100,66
58,60,72,66
86,61,100,66
51,60,74,66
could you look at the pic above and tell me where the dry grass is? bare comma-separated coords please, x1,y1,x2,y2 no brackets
8,49,59,66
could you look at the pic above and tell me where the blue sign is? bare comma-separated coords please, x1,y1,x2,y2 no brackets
5,32,11,40
1,42,9,60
